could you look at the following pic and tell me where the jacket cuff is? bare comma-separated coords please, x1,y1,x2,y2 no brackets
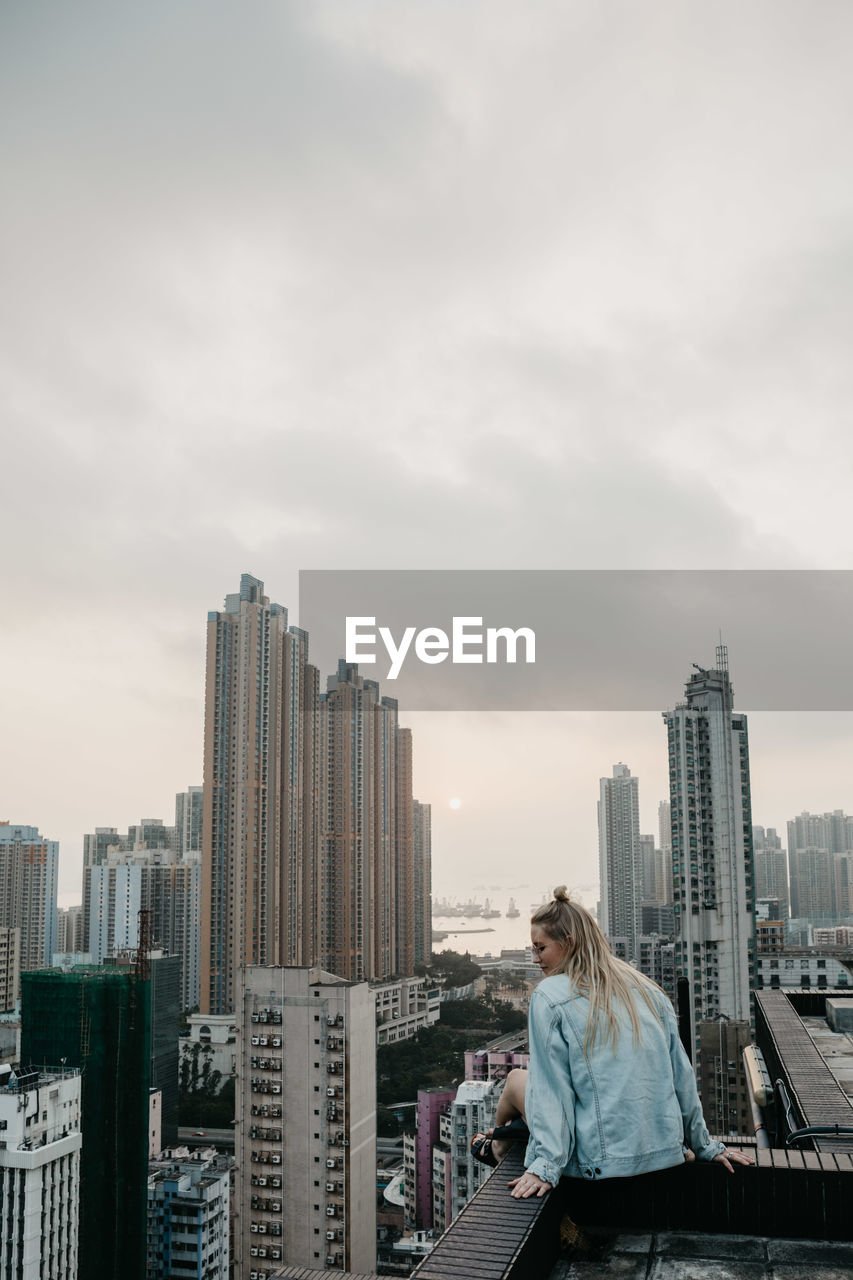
525,1155,561,1186
694,1138,727,1161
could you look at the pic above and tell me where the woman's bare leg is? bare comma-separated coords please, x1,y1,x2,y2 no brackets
488,1068,528,1160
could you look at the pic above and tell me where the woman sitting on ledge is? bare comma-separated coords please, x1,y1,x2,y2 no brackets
472,886,753,1198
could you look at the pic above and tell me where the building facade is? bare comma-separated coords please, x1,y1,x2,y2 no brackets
82,817,178,952
752,826,789,921
319,663,416,983
175,785,204,857
147,1150,230,1280
697,1017,751,1137
201,576,424,1016
86,848,201,1010
445,1081,501,1224
598,764,642,962
0,926,20,1011
20,966,151,1280
0,823,58,971
662,651,756,1063
0,1065,82,1280
413,800,433,967
201,576,320,1015
407,1087,454,1231
56,904,84,956
235,966,376,1277
373,975,440,1045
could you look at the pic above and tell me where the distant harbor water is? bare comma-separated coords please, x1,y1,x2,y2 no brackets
431,912,530,958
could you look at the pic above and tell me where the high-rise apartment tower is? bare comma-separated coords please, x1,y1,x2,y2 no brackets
598,764,642,963
201,575,319,1014
662,648,756,1056
0,823,58,971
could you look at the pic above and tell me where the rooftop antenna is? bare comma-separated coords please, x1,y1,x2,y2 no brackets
716,631,728,673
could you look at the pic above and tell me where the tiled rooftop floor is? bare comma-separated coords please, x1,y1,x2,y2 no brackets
549,1230,853,1280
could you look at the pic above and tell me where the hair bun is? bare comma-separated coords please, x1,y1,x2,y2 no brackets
553,885,570,903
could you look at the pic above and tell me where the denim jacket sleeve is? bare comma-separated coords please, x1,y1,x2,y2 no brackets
663,998,726,1161
523,986,575,1186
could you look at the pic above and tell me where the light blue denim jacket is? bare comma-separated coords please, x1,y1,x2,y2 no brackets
523,974,725,1186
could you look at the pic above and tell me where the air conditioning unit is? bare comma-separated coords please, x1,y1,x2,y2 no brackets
257,1223,267,1234
250,1247,259,1257
326,1206,336,1217
271,1037,281,1047
326,1182,336,1192
327,1017,336,1026
326,1230,336,1240
257,1248,267,1258
257,1177,267,1187
326,1159,336,1168
259,1036,268,1046
271,1155,281,1165
251,1036,260,1046
270,1249,281,1260
326,1087,336,1097
250,1224,259,1233
271,1085,281,1094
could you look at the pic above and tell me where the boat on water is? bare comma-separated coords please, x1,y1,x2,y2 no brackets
481,898,501,918
506,897,520,918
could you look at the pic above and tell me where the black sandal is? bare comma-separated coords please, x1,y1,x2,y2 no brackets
470,1133,499,1167
491,1117,530,1142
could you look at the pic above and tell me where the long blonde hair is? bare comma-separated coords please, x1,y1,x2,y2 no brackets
531,886,664,1053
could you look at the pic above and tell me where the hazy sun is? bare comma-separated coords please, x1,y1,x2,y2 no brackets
449,797,462,810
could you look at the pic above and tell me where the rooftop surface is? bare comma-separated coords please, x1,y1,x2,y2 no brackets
549,1230,853,1279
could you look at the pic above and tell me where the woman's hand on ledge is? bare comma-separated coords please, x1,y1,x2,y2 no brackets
712,1148,755,1173
508,1170,553,1199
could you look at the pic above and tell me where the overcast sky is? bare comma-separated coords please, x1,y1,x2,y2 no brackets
3,1,853,907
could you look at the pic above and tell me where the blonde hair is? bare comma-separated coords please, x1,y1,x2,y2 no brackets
531,886,663,1053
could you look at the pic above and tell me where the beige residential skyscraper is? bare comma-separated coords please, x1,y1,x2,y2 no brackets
201,575,319,1015
598,764,642,962
235,966,376,1275
319,663,416,982
413,800,432,967
0,823,58,971
0,927,20,1011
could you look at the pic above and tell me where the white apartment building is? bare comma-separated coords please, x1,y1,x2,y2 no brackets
0,1064,82,1280
235,967,376,1278
147,1150,230,1280
373,975,440,1045
428,1080,501,1229
87,846,201,1009
757,950,853,990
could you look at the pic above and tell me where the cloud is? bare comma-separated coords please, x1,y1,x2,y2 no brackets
4,1,853,896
